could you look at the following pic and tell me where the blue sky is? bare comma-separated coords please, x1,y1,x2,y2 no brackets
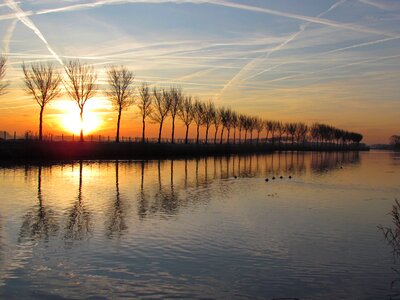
0,0,399,143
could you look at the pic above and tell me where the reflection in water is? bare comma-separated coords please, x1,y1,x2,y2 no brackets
105,161,127,238
311,151,359,174
2,151,398,299
133,152,360,218
64,161,92,241
19,166,59,241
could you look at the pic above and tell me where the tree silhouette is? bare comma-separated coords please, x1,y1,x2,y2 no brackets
202,101,216,144
177,95,195,144
105,65,135,143
213,109,221,144
169,87,183,144
285,122,297,145
390,135,400,150
238,114,246,144
22,63,62,141
193,98,204,144
137,82,153,143
0,55,8,95
231,111,238,144
64,60,97,142
150,87,171,143
255,117,264,144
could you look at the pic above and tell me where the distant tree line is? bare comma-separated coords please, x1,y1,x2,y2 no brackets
0,55,364,146
391,135,400,150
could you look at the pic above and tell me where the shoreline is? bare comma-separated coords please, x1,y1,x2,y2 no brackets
0,140,369,161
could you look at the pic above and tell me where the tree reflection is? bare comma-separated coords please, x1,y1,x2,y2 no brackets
64,161,92,241
137,161,150,219
105,160,128,238
310,151,360,174
19,166,59,241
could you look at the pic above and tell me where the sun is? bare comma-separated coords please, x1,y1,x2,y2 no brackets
54,100,103,136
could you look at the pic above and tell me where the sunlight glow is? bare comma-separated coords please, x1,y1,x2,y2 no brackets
54,100,103,135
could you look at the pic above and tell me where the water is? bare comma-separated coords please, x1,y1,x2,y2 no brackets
0,151,399,299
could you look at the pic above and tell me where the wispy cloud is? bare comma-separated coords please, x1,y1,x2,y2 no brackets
358,0,400,11
2,19,18,54
217,0,347,98
5,0,63,65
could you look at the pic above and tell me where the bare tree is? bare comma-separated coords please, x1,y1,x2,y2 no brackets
255,118,264,144
137,82,153,143
219,107,229,144
231,111,238,144
106,65,135,143
276,121,285,146
150,87,171,143
22,63,62,141
64,60,97,142
193,98,204,144
285,122,297,145
224,108,233,144
202,101,215,144
177,95,195,144
0,55,8,95
213,109,221,144
238,114,246,144
169,87,183,144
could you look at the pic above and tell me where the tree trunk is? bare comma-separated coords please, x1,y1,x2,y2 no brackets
239,129,242,144
266,131,269,143
38,105,44,141
233,129,236,144
171,116,175,144
214,127,218,144
257,132,260,144
116,108,122,143
158,121,163,143
196,124,200,144
205,126,209,144
227,128,230,144
142,116,146,143
220,127,224,144
80,108,84,142
185,124,189,144
244,130,247,144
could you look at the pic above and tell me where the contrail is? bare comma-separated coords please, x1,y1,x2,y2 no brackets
2,18,18,54
262,54,400,85
217,0,347,98
5,0,63,65
358,0,400,11
245,36,400,81
0,0,395,38
211,0,399,38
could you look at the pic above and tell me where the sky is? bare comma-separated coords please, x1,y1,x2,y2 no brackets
0,0,399,144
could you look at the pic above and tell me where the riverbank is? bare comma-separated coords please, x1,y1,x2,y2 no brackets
0,140,369,161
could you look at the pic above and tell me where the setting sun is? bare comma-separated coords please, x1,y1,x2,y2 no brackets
54,100,103,135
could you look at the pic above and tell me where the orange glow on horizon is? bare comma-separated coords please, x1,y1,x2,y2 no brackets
54,100,103,136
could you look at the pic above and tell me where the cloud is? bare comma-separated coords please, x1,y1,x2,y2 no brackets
2,18,18,54
358,0,400,11
5,0,63,65
217,0,348,98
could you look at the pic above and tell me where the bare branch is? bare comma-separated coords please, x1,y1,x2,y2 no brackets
22,62,62,140
64,60,97,141
105,65,135,142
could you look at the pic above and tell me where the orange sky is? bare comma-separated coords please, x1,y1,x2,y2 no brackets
1,1,400,144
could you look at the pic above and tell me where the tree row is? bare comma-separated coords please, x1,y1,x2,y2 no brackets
0,56,363,145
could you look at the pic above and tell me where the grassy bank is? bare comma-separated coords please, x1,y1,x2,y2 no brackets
0,140,369,161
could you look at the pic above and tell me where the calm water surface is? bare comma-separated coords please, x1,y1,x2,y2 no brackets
0,151,399,299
